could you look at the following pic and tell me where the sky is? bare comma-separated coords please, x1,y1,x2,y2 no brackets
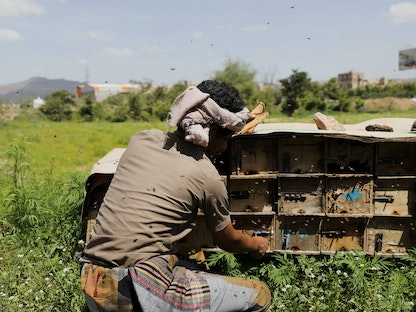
1,0,416,86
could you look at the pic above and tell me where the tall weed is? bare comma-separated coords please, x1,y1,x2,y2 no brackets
0,141,86,311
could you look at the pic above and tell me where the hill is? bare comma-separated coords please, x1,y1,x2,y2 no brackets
0,77,83,102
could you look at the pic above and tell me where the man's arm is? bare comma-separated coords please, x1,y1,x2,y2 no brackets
212,222,269,258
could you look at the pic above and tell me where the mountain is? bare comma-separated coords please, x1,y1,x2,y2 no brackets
0,77,83,102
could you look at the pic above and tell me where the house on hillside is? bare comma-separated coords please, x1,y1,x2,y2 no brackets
32,96,45,108
338,71,388,89
76,83,142,102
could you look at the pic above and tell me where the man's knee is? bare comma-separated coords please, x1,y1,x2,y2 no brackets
220,276,271,311
250,280,271,311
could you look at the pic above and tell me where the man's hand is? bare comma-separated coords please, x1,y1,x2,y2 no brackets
212,222,269,258
251,236,269,259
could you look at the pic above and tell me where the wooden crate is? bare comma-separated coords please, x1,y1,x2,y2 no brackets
277,137,324,173
275,217,321,253
229,178,275,212
373,179,416,216
325,176,373,216
278,176,324,215
366,218,415,255
230,137,276,175
327,139,373,173
375,142,416,176
321,218,366,253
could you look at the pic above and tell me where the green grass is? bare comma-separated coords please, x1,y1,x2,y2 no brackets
1,108,415,179
0,120,166,178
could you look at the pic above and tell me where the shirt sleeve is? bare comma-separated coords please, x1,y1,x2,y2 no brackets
200,171,231,233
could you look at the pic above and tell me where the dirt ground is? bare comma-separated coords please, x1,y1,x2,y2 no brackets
364,97,415,111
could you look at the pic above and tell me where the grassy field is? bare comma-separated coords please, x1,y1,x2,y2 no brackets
1,108,416,311
0,120,165,178
1,105,415,178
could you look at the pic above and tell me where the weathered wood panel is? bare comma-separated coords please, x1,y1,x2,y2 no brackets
325,177,373,216
229,178,275,212
230,137,276,175
278,137,324,173
278,176,324,215
276,217,321,252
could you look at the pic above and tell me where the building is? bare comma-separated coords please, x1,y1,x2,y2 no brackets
32,96,45,108
338,71,365,89
338,71,388,89
76,83,142,102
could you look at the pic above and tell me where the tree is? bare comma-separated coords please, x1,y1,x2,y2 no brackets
321,78,341,100
128,93,145,120
280,70,312,116
78,95,97,121
213,59,256,86
40,90,75,121
212,59,265,108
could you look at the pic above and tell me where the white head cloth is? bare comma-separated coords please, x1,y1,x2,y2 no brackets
168,86,250,147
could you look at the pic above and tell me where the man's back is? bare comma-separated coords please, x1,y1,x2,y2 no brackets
83,129,230,267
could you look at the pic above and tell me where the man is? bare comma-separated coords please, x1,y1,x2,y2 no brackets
80,80,271,311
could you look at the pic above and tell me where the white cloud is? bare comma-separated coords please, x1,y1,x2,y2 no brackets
0,28,21,42
86,30,110,41
104,47,134,57
389,2,416,24
141,45,172,54
216,24,234,31
242,24,268,32
76,58,89,65
192,31,203,40
0,0,44,17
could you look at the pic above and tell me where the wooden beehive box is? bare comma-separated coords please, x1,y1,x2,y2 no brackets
325,176,373,216
82,119,416,258
375,142,416,176
228,177,275,212
366,218,416,255
230,136,276,175
373,179,416,216
326,139,373,173
275,217,321,253
320,218,366,253
278,176,324,215
277,136,324,173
